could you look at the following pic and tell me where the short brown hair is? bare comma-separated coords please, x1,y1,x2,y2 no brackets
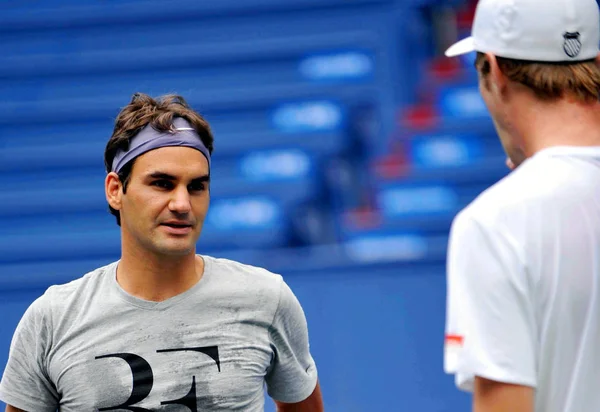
104,93,214,225
475,52,600,102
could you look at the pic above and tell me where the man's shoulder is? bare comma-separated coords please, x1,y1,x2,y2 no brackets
16,262,116,329
202,255,287,314
40,262,117,309
461,156,559,224
203,255,283,288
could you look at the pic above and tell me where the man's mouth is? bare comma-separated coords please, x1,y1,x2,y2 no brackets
160,221,194,233
160,222,194,235
162,223,192,228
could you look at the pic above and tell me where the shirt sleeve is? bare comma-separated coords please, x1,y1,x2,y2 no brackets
265,278,318,403
444,210,537,392
0,294,59,411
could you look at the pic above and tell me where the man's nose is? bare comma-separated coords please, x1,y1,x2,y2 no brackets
168,185,192,214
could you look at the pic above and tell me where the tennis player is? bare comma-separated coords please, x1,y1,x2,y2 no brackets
443,0,600,411
0,93,323,411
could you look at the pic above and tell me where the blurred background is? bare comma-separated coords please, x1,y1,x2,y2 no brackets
0,0,509,410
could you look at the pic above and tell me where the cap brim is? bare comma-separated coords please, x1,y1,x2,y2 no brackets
445,37,475,57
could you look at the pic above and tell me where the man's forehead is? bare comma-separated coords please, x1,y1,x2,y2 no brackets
133,146,209,177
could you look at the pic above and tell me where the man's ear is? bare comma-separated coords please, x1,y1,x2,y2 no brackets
105,172,123,212
486,52,508,95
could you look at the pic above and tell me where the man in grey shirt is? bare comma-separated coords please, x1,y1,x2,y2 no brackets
0,93,323,412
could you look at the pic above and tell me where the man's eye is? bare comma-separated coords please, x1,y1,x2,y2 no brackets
152,180,173,189
189,182,206,192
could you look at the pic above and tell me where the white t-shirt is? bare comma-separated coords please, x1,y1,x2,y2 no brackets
444,146,600,412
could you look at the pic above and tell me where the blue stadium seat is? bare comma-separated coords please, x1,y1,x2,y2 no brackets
0,122,347,173
0,170,318,213
0,0,393,30
341,230,449,264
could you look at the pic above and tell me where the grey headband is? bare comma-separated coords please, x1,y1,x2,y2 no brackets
111,117,211,173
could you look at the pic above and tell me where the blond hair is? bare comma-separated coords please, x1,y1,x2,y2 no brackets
475,52,600,102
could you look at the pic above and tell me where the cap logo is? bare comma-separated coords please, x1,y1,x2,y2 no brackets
563,32,582,58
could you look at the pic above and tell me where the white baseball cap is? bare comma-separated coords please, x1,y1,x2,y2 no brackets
445,0,600,62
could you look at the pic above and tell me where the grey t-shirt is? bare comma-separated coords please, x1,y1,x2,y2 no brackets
0,255,318,411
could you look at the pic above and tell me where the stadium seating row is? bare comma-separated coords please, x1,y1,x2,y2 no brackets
0,0,503,280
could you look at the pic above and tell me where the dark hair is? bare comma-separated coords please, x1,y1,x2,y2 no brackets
475,52,600,102
104,93,214,226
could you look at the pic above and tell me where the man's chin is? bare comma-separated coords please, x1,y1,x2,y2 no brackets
506,158,516,171
508,154,528,171
154,242,197,257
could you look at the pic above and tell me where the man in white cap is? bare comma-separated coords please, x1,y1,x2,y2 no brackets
443,0,600,411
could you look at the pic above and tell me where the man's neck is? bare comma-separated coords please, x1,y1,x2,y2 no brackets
117,245,204,302
518,97,600,156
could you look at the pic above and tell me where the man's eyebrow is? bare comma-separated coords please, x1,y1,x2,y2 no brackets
191,175,211,183
147,172,176,180
146,172,210,182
